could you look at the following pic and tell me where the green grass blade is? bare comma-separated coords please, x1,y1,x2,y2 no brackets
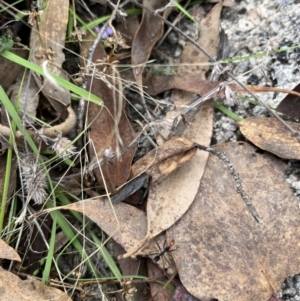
0,51,103,106
214,101,243,122
0,86,38,153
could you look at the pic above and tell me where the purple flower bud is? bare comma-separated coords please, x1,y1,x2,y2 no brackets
106,26,114,36
101,31,109,39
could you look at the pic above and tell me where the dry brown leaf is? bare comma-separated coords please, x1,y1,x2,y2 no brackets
238,117,300,160
131,0,168,78
0,239,21,262
59,198,147,253
155,2,221,144
116,14,140,47
276,83,300,118
117,100,214,260
146,101,214,240
143,74,221,96
122,2,222,261
0,267,71,300
118,3,222,259
82,38,136,190
178,3,221,77
30,0,70,113
141,73,300,105
172,141,300,301
131,0,168,117
159,2,221,142
130,137,197,182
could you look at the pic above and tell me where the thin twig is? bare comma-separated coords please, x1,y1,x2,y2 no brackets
196,143,263,224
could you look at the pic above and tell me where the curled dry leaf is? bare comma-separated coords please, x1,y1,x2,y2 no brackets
0,106,76,149
0,239,21,262
130,137,197,182
238,117,300,159
0,267,71,300
172,142,300,301
30,0,71,113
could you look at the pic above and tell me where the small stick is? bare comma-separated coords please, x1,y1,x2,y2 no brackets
196,143,263,224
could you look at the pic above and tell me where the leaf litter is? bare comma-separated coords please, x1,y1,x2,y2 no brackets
3,0,300,300
172,142,300,301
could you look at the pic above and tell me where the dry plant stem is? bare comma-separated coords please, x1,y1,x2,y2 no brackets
77,0,121,136
129,0,300,141
237,85,300,99
76,22,108,136
71,0,78,30
196,143,263,224
0,106,76,140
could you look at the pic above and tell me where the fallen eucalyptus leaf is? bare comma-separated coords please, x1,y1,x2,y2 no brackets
0,267,71,300
172,142,300,301
0,239,21,262
130,136,197,182
238,117,300,159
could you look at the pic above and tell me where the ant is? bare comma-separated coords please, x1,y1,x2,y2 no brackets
151,240,176,263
